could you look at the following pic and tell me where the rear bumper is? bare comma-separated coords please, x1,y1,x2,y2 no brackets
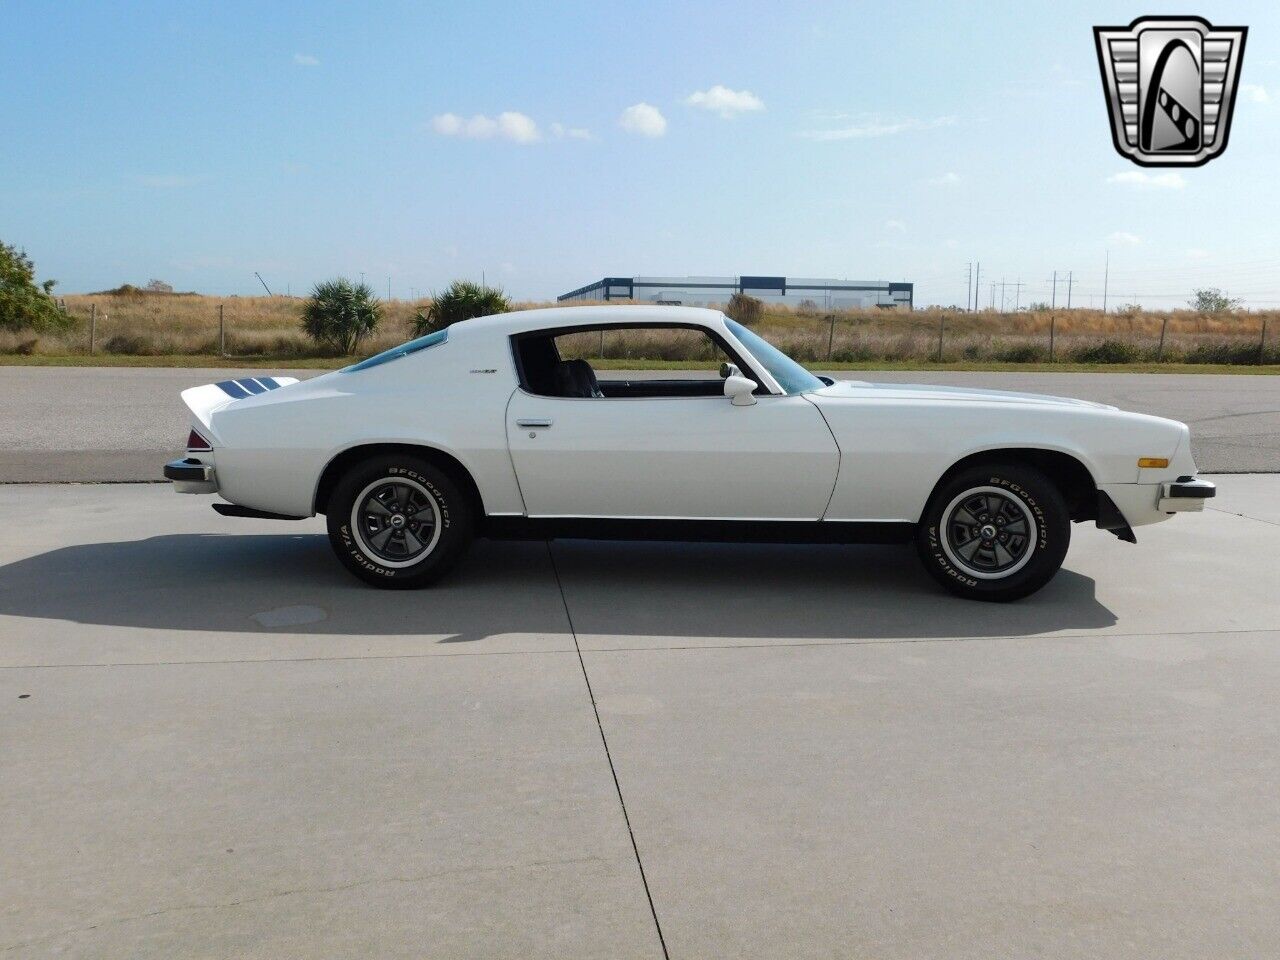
1158,475,1216,512
164,457,218,494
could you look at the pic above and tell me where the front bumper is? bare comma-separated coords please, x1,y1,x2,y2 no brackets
164,457,218,494
1158,475,1216,512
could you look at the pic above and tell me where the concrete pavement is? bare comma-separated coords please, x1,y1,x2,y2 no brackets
2,480,1279,957
0,366,1276,479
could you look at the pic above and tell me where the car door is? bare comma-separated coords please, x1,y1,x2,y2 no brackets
506,389,839,520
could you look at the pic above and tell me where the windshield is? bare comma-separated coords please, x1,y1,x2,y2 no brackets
342,329,448,373
723,318,824,395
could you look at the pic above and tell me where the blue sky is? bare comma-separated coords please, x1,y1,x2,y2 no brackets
3,0,1279,307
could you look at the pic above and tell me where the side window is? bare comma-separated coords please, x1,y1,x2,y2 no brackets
556,327,730,380
516,325,740,399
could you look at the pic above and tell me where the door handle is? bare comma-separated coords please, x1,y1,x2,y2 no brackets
516,418,554,428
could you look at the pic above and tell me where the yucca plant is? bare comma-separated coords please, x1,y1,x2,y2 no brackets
301,278,381,354
413,280,510,335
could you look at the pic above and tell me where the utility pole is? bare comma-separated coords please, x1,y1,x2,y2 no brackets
966,262,973,312
990,282,996,309
974,261,980,311
1066,271,1075,308
254,271,272,296
1012,279,1025,311
1051,270,1058,309
999,278,1008,312
387,277,391,300
1102,250,1110,313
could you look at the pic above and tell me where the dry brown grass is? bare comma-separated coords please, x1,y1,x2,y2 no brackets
1,292,1273,366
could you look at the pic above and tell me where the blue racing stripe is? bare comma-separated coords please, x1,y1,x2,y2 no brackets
257,377,279,389
216,380,250,399
237,378,266,395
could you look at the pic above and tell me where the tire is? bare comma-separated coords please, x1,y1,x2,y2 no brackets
915,462,1070,602
326,455,473,589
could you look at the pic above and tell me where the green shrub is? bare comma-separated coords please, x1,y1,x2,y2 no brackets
0,241,71,333
1072,340,1143,364
725,292,764,326
102,333,154,355
413,280,509,335
1188,288,1242,313
993,343,1049,363
301,278,381,354
1183,340,1279,365
829,342,878,363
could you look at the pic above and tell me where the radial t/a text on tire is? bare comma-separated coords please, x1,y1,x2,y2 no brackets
326,455,473,589
915,462,1071,602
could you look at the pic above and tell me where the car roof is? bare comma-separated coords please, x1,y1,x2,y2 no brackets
450,304,728,338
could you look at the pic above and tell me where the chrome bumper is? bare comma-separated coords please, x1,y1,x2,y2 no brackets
1158,476,1216,512
164,457,217,494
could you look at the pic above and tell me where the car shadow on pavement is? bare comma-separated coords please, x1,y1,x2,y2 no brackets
0,532,1116,640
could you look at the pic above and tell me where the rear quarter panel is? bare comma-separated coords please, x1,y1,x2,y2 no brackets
208,328,524,518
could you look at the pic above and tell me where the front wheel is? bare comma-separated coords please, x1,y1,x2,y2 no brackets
915,463,1070,602
326,455,473,588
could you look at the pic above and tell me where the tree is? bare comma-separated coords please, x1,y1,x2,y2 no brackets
301,278,381,354
0,240,71,332
725,292,764,326
1188,287,1243,313
145,279,174,293
413,280,510,335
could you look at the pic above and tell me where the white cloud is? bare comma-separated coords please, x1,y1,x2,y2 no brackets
1107,170,1186,190
1241,82,1270,103
550,122,592,140
432,111,541,143
925,171,961,186
619,102,667,137
685,85,765,118
1185,248,1212,260
802,115,956,141
1107,231,1142,246
885,219,906,233
292,53,319,66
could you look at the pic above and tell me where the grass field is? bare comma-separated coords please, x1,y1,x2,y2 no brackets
1,290,1275,371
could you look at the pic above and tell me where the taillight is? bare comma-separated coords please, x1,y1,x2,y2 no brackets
187,428,212,452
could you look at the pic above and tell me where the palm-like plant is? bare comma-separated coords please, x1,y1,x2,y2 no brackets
413,280,510,336
301,278,381,354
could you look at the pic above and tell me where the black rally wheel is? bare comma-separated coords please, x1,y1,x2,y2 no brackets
915,462,1070,602
326,455,473,589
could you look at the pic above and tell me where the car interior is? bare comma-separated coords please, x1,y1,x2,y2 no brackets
513,326,754,399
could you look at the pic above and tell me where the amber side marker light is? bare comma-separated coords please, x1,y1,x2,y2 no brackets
1137,457,1169,469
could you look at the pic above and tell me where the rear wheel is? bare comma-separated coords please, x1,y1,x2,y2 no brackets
915,462,1070,602
326,455,473,588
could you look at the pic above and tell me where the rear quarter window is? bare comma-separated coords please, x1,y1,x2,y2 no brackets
343,329,448,373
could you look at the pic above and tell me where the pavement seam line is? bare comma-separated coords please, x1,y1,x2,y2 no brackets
545,540,671,960
1206,505,1280,527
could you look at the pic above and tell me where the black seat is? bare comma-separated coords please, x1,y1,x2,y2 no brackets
553,359,604,398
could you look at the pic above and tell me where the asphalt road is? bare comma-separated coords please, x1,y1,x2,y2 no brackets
0,367,1277,480
2,477,1278,957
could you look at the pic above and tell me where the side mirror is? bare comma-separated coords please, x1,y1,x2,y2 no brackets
719,362,741,379
724,374,758,406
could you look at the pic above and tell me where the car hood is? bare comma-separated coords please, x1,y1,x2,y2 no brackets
813,379,1117,410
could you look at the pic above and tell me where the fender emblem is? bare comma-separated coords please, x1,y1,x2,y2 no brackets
470,368,497,374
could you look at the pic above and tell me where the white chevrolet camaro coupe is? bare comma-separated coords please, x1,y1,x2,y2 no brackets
165,305,1214,601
